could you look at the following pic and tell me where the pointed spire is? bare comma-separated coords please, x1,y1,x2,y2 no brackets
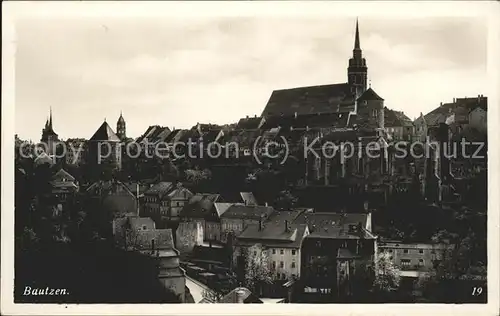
354,18,360,50
48,107,53,129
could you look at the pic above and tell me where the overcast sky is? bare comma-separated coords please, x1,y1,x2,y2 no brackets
15,16,487,141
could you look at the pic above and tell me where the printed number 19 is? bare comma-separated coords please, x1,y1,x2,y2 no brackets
472,287,483,296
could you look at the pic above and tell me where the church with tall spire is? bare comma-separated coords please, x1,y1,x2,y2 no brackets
260,18,381,123
41,107,60,155
347,19,368,95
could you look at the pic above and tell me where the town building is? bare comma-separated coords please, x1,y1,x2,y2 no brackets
142,182,193,225
179,193,226,242
294,210,377,302
219,204,275,243
87,120,122,179
377,240,451,278
113,216,187,302
234,209,311,282
50,168,79,204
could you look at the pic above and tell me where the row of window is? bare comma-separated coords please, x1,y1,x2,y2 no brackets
271,249,296,255
271,261,296,269
384,248,435,254
400,258,425,267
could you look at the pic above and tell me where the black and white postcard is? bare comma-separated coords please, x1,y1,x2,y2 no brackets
2,1,499,315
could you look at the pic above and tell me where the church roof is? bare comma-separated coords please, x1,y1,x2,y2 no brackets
90,121,121,141
261,83,357,117
357,88,384,101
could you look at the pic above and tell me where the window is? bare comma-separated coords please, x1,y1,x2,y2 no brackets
418,259,424,266
291,262,296,268
254,251,257,256
403,249,409,254
142,225,147,230
419,249,424,254
292,250,296,255
280,261,284,268
280,249,284,255
272,249,276,255
272,261,276,269
388,249,393,253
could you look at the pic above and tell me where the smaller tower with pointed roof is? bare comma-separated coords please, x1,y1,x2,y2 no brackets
41,107,59,155
116,111,127,141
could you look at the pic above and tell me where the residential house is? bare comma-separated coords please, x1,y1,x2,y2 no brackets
293,210,377,301
113,217,187,302
85,180,139,218
219,204,274,243
235,209,310,283
179,193,227,242
377,240,451,278
384,108,414,141
50,168,79,203
136,125,172,157
142,182,193,224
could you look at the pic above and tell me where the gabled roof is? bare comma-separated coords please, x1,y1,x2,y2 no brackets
294,211,375,239
240,192,258,206
221,205,274,220
90,121,121,142
144,182,174,198
136,126,172,144
262,83,357,117
134,228,175,250
167,186,193,199
52,168,75,182
357,87,384,101
385,109,414,128
181,194,221,219
236,116,265,130
214,203,233,217
261,112,351,131
200,130,223,144
85,180,136,198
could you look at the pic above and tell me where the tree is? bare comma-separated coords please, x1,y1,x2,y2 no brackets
373,252,401,293
274,190,298,210
185,168,212,185
244,244,274,295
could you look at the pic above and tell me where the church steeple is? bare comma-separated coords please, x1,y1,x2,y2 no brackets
354,18,360,50
48,107,53,130
116,111,127,141
348,18,368,94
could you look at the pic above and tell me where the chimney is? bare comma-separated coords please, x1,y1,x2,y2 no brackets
453,98,456,103
285,220,289,232
258,219,263,231
246,115,249,119
236,288,245,303
265,202,268,207
294,112,297,119
440,102,443,106
363,201,369,212
254,114,257,118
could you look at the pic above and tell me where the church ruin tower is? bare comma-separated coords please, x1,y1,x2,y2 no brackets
116,111,127,141
347,19,368,95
